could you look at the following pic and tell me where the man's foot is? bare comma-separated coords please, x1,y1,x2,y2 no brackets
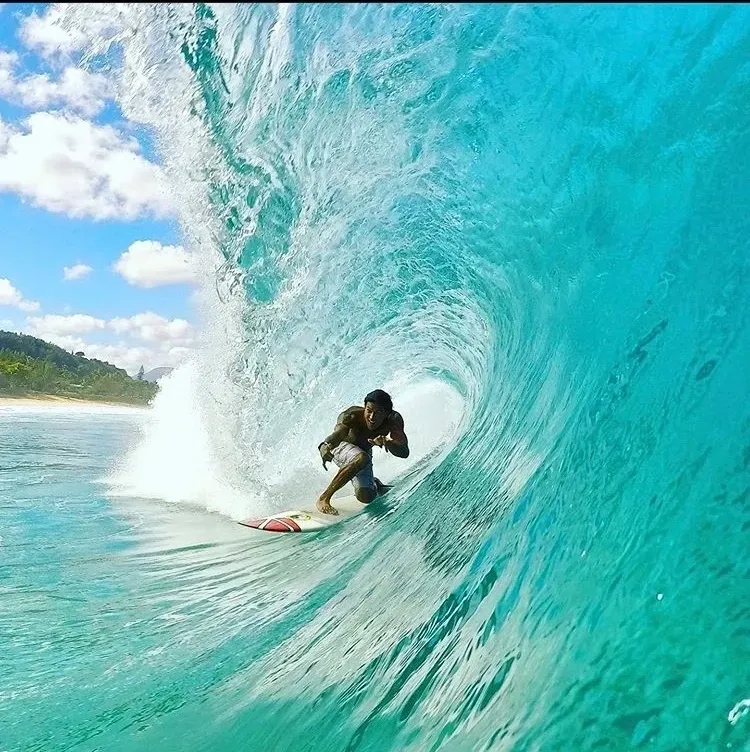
316,497,338,515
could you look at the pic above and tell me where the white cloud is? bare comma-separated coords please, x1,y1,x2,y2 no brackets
16,67,112,117
0,50,112,116
108,312,194,346
0,277,39,312
113,240,197,288
63,263,93,281
19,5,128,59
75,341,192,376
27,332,88,354
0,111,171,220
19,8,85,57
22,310,195,375
0,50,17,95
22,332,188,375
26,313,106,339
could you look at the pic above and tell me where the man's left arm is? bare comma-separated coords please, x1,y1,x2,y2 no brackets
385,413,409,458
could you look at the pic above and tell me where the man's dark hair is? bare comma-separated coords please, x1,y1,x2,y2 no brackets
364,389,393,413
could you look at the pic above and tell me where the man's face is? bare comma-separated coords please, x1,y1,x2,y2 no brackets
364,401,388,431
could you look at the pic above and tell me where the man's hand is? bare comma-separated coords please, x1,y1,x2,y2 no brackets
368,435,388,449
384,414,409,459
318,442,334,470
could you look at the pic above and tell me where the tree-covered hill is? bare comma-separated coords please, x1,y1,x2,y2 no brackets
0,331,157,405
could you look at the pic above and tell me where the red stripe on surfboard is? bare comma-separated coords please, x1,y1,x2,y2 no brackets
239,516,302,533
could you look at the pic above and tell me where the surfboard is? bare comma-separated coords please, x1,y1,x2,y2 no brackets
238,486,392,533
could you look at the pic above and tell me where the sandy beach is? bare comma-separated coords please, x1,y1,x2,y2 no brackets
0,394,148,409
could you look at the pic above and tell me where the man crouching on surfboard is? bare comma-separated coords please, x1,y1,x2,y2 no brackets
316,389,409,515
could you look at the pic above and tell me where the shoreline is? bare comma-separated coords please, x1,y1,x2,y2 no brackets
0,394,149,409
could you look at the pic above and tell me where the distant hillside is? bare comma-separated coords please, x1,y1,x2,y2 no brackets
0,330,157,405
141,366,173,383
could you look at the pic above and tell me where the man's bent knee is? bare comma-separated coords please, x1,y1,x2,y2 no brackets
356,487,377,504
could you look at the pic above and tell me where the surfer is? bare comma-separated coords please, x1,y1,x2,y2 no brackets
316,389,409,515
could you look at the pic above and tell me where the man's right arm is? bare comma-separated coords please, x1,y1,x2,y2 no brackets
319,410,353,457
321,422,348,451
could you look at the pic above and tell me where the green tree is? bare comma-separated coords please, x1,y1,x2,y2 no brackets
0,331,158,405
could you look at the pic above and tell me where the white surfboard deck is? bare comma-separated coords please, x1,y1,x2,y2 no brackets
238,488,390,533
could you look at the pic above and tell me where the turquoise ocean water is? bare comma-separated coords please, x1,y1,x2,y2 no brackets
2,4,749,750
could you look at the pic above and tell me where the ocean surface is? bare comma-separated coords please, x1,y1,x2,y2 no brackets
2,4,750,751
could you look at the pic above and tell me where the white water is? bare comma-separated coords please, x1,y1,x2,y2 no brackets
108,361,466,520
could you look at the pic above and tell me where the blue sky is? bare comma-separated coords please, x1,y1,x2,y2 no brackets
0,4,198,374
